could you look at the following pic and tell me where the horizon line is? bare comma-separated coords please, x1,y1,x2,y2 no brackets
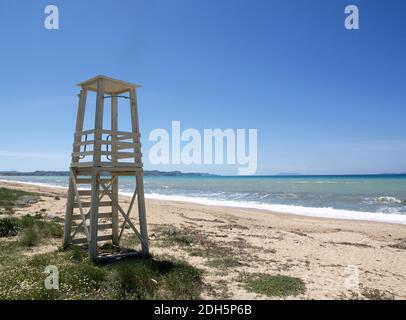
1,170,406,177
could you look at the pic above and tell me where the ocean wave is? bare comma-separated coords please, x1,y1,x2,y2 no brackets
277,193,298,199
0,179,68,190
143,193,406,225
364,196,403,204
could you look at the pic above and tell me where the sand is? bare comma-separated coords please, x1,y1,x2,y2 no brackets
1,180,406,300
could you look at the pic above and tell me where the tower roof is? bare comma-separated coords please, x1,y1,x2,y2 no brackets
77,75,141,94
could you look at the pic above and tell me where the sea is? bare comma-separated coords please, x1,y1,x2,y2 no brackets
2,175,406,225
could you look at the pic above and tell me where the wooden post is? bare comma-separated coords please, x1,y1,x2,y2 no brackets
89,79,104,261
130,88,149,254
111,95,119,245
63,172,75,247
64,90,87,247
93,80,104,167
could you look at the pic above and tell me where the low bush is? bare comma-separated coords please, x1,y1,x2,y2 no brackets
0,218,20,237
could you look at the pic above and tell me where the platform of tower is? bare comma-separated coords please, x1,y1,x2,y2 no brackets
63,75,149,261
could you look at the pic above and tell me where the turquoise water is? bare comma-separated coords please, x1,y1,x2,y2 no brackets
2,175,406,224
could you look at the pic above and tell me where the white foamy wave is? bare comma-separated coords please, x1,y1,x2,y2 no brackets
143,193,406,225
0,179,68,190
365,196,403,204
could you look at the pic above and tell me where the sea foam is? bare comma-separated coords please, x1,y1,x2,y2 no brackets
141,193,406,225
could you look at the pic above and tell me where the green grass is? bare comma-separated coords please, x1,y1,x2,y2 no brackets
155,225,242,270
158,226,195,246
0,243,203,300
189,245,231,258
0,217,21,237
0,215,63,246
0,187,39,212
206,257,241,269
243,274,306,297
19,225,42,246
19,215,63,238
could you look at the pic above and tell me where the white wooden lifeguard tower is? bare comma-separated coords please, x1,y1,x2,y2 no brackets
63,75,149,261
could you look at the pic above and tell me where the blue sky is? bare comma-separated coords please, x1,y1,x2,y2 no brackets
0,0,405,175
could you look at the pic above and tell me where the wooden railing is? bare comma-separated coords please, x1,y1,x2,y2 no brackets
71,129,143,168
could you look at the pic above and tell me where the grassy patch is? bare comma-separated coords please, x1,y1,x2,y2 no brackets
155,226,204,247
0,242,203,300
19,215,63,238
0,215,63,246
155,225,243,271
17,215,63,247
188,244,231,259
243,274,305,297
19,225,42,246
362,288,394,300
0,217,20,237
0,187,39,212
109,257,202,299
205,257,241,269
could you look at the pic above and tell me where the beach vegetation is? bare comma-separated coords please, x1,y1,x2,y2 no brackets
17,215,63,247
0,187,39,212
0,217,20,237
20,215,63,238
362,288,394,300
243,274,306,297
188,245,231,258
19,225,42,246
154,225,243,270
0,214,63,246
111,256,202,299
205,257,241,268
156,226,195,246
0,242,203,300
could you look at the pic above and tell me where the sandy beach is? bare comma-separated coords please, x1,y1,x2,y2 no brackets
1,180,406,300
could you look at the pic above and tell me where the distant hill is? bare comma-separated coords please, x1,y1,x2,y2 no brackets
0,170,216,177
277,172,303,176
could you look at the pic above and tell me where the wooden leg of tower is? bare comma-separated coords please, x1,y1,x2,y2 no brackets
89,170,100,261
63,172,75,247
111,175,119,245
111,95,119,246
136,174,149,254
65,89,86,248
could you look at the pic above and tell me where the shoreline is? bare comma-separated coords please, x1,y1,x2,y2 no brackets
2,178,406,226
1,179,406,238
1,180,406,299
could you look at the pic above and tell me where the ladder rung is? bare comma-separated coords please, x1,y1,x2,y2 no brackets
98,223,113,230
72,212,112,221
75,178,92,184
78,190,105,196
71,238,88,244
71,235,112,245
78,190,92,196
74,201,112,208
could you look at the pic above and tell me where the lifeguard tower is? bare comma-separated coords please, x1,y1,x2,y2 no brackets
63,75,149,261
